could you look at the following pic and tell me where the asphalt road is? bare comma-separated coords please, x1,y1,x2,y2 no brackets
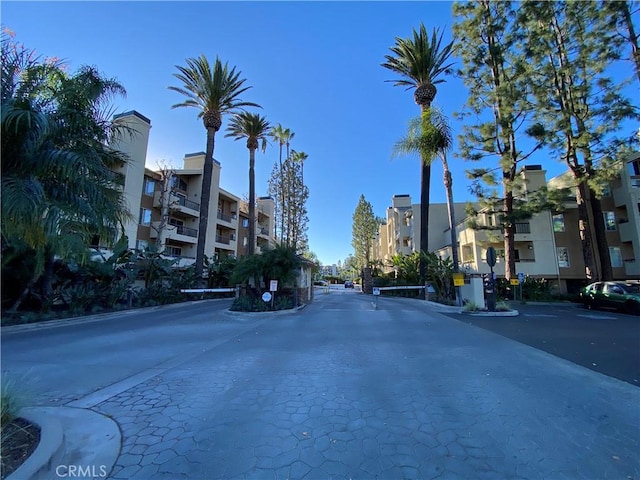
440,301,640,387
2,292,639,479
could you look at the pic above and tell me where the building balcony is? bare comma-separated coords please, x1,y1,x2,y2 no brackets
618,220,637,243
215,233,236,245
217,211,237,225
172,194,200,217
149,222,198,244
153,192,200,218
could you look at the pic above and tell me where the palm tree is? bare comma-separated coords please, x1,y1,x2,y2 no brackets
225,112,271,255
291,149,309,185
393,107,461,304
269,125,295,243
2,34,132,310
169,55,259,278
290,150,309,249
382,24,454,296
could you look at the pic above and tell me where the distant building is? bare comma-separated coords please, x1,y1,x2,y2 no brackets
319,264,339,277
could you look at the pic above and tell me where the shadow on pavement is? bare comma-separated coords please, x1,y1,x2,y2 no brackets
441,302,640,387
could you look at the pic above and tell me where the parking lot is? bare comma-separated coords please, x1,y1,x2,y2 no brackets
440,301,640,386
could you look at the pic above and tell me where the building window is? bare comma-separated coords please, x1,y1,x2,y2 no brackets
487,214,494,227
170,175,188,191
242,218,249,228
557,247,570,268
601,185,611,197
139,208,152,226
609,247,623,268
603,211,617,231
136,239,148,251
552,214,565,232
143,178,155,196
165,246,182,256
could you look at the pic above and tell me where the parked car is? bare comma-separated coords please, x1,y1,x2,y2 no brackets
579,281,640,315
344,281,354,289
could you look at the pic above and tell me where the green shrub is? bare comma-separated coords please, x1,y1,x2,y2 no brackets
463,301,481,312
1,377,25,425
230,294,294,312
274,296,293,311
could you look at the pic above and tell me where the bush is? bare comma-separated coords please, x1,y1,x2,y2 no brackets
230,294,294,312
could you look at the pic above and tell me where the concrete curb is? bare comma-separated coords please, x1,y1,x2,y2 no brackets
1,298,233,335
9,408,65,480
225,303,308,317
467,309,520,317
9,407,121,480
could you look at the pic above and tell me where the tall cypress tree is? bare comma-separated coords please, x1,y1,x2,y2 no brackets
351,195,380,270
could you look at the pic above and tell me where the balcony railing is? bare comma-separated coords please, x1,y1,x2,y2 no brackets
174,225,198,238
514,222,531,234
217,211,237,223
216,233,236,244
259,227,269,235
175,196,200,211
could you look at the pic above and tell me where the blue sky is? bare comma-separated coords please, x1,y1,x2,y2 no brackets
2,1,636,266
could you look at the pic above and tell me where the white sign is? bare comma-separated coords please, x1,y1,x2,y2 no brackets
373,288,381,296
269,280,278,292
261,292,272,302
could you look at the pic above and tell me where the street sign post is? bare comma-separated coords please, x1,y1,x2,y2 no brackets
372,287,380,309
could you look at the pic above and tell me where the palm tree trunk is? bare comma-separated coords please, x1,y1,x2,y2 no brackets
248,148,256,256
195,128,216,281
279,143,285,244
419,105,432,299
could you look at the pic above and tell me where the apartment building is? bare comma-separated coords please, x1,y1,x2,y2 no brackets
375,159,640,293
109,110,276,264
374,194,466,268
236,197,277,257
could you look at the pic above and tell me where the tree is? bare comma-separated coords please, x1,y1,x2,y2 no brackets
269,124,295,243
289,150,310,249
518,1,638,280
352,195,380,270
382,23,454,294
267,151,309,252
392,107,459,275
225,112,270,256
602,0,640,86
152,161,176,251
453,0,546,281
169,55,259,279
2,32,132,311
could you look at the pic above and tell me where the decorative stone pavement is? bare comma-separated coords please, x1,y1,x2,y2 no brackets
91,293,639,480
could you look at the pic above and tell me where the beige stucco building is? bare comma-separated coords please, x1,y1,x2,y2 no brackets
107,110,277,264
375,159,640,294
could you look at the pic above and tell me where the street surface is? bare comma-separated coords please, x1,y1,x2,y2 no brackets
2,291,639,479
440,301,640,386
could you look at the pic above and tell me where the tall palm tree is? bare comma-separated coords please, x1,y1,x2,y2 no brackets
2,34,132,310
291,149,309,185
169,55,259,278
393,107,461,304
289,149,309,249
382,24,454,296
269,124,295,244
225,112,271,256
